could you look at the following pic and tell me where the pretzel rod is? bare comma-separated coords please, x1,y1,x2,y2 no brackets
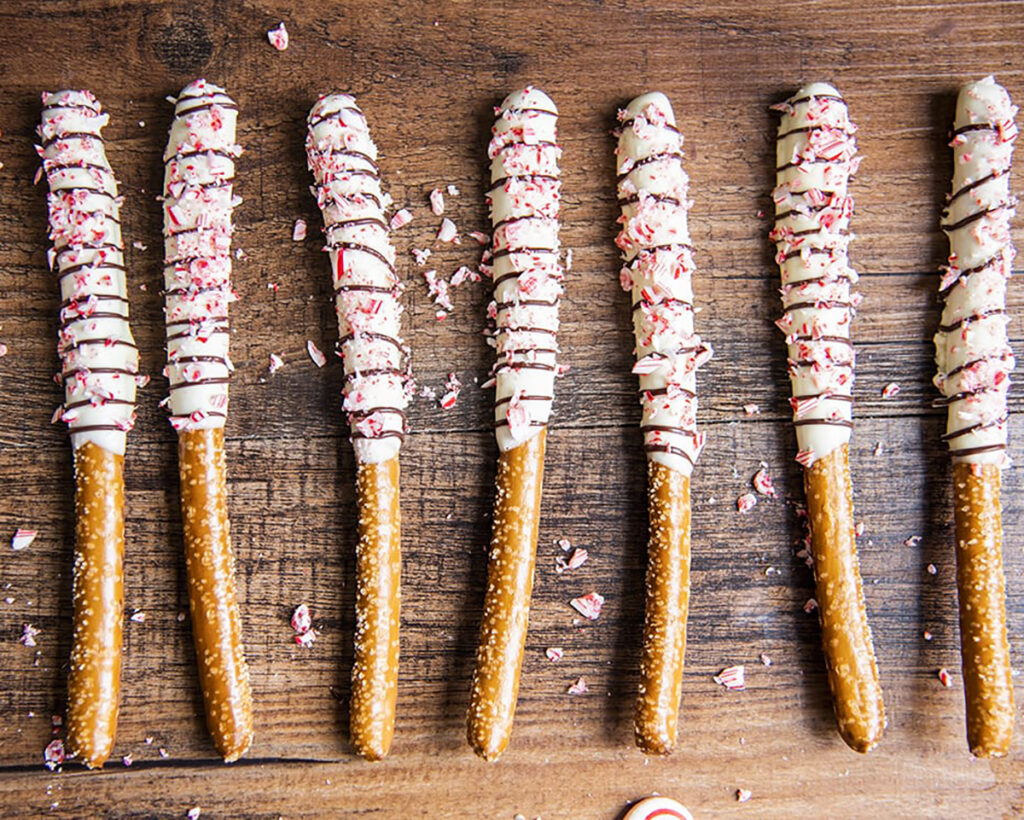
467,430,546,761
935,76,1017,757
772,84,884,752
306,94,411,760
615,92,711,755
468,86,563,761
163,79,252,762
39,89,141,768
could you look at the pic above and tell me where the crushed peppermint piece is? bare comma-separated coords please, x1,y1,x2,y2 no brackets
545,647,563,662
752,464,776,498
11,529,37,551
557,538,572,551
743,403,760,416
446,184,459,196
267,22,289,50
295,629,318,648
927,563,938,575
292,218,307,241
306,340,326,368
43,739,64,770
429,188,445,215
438,372,462,409
132,240,148,251
268,353,284,374
291,604,312,634
938,668,953,688
129,611,146,623
736,492,757,513
873,440,885,456
468,231,490,245
122,753,133,767
436,217,457,243
904,535,922,547
923,630,933,641
795,449,816,468
450,265,480,287
556,547,589,574
570,592,605,620
187,808,202,820
267,281,279,293
881,382,901,398
736,788,753,803
411,247,432,266
390,208,413,231
855,521,865,537
566,676,588,695
759,653,772,667
423,269,454,311
803,597,819,614
159,747,169,758
713,665,746,690
564,248,573,271
419,383,437,401
20,623,40,647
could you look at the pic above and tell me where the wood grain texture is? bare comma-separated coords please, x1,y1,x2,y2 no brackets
0,0,1022,817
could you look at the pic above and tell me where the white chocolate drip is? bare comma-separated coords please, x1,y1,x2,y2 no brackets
772,83,860,467
162,79,241,432
306,94,410,464
487,86,563,452
40,90,139,456
616,92,710,477
935,76,1017,466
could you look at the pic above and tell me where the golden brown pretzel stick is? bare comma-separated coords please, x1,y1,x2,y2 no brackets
467,431,546,761
952,462,1014,757
178,428,254,762
804,445,885,752
350,458,402,760
634,462,691,755
65,443,125,768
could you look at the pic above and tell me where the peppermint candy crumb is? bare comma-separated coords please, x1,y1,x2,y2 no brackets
938,668,953,688
429,188,445,216
11,528,37,551
927,563,938,575
187,808,202,820
122,753,133,767
436,217,458,243
759,653,772,667
438,373,462,409
736,788,753,803
566,676,588,695
292,218,307,241
881,382,901,398
390,208,413,231
269,353,284,374
556,547,589,574
129,610,146,623
43,739,64,770
736,492,757,513
306,340,326,368
446,184,459,196
803,597,819,614
752,464,776,498
545,647,563,662
267,22,289,50
904,535,922,547
570,592,605,620
743,403,760,416
291,603,312,634
713,665,745,690
20,623,39,647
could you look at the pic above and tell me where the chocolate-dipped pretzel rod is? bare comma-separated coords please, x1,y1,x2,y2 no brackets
771,83,884,753
615,92,711,755
467,86,564,761
162,79,252,762
935,75,1017,758
39,89,140,769
306,94,411,761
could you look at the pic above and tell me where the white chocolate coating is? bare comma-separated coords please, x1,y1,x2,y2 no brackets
616,92,710,476
487,86,563,452
306,94,410,464
162,79,241,432
935,76,1017,466
39,90,139,456
772,83,860,465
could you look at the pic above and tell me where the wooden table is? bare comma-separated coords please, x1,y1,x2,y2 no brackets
0,0,1021,816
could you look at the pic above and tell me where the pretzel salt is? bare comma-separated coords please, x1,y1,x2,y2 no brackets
935,75,1017,757
468,86,563,761
40,89,140,769
772,83,884,753
306,94,411,760
615,92,711,755
163,79,253,762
